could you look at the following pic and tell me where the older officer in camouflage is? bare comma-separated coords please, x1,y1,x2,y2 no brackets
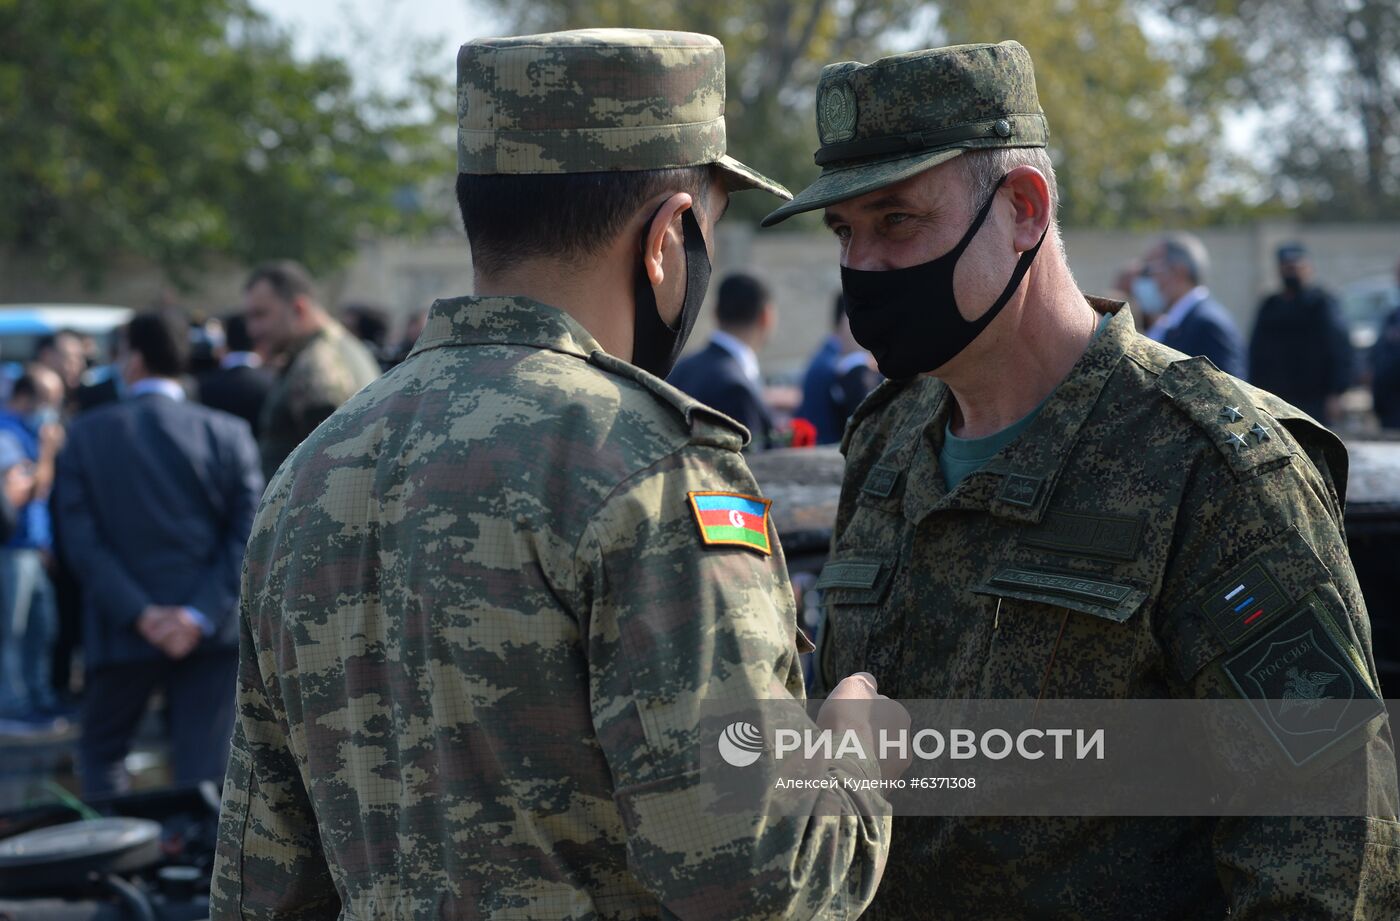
764,41,1400,918
211,29,894,920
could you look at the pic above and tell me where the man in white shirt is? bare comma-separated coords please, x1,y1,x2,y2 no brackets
1134,232,1247,377
668,273,780,448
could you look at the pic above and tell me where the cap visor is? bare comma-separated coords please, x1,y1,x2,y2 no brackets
760,147,965,227
716,155,791,201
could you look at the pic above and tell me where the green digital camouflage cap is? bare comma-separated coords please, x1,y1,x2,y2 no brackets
458,28,790,200
761,40,1047,226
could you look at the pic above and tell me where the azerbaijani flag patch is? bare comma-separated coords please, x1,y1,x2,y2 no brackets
687,491,773,556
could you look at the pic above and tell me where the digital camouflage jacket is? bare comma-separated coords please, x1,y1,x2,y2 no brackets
818,300,1400,919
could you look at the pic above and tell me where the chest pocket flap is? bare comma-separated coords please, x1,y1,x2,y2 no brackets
815,556,894,607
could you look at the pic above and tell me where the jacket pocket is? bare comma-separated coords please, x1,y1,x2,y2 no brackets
814,554,900,693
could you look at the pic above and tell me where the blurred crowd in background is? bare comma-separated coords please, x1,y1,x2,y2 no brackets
0,235,1398,795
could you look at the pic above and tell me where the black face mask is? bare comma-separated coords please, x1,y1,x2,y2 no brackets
840,175,1048,380
632,207,712,379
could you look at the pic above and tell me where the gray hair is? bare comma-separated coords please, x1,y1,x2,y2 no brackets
1161,232,1209,284
958,147,1062,249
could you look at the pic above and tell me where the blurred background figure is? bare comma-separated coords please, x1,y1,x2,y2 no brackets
1138,233,1246,378
0,465,36,546
797,294,879,445
241,260,381,480
669,273,779,450
1110,258,1150,330
342,302,393,368
1249,242,1355,425
830,350,881,437
186,316,224,379
386,308,430,368
0,366,65,730
1371,254,1400,431
34,332,86,407
198,313,273,437
55,310,262,796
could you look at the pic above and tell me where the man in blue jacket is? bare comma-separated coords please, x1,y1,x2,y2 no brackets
0,365,66,726
56,310,263,795
1137,232,1247,378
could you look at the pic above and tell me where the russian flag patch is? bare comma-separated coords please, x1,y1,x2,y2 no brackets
687,491,773,556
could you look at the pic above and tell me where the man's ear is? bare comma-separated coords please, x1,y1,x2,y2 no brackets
1002,165,1052,253
641,192,694,287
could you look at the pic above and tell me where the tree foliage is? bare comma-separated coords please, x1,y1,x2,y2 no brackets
478,0,1232,228
0,0,450,284
1154,0,1400,221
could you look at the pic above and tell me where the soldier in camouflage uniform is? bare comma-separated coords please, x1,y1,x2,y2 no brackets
211,30,894,920
243,259,382,480
764,40,1400,918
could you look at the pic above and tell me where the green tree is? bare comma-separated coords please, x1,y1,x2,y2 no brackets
935,1,1217,228
0,0,450,285
1154,0,1400,220
476,0,1231,227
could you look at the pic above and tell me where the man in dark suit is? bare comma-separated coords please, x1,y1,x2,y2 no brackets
1249,242,1355,424
1138,232,1247,378
55,310,263,795
1373,254,1400,430
668,273,778,449
198,314,274,436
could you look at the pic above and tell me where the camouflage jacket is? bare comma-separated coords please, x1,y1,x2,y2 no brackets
211,296,890,921
257,320,380,481
818,300,1400,919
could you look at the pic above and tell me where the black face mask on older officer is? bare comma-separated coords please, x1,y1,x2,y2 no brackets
841,174,1048,380
632,207,712,379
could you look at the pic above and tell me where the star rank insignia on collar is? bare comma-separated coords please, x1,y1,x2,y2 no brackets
1250,422,1272,443
1219,405,1244,424
1228,430,1251,451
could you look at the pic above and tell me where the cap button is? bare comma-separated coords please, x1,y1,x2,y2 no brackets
994,118,1013,138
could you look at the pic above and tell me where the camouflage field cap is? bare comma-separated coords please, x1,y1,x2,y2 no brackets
761,40,1047,226
458,28,789,199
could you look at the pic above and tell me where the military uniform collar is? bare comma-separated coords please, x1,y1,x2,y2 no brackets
903,297,1132,525
408,295,605,361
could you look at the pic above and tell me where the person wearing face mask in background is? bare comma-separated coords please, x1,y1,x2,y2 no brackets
211,30,899,921
1134,232,1247,378
763,39,1399,920
1249,242,1355,425
0,365,66,730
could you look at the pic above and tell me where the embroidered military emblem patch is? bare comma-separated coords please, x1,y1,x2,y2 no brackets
861,465,899,499
688,491,773,556
817,80,858,144
997,474,1043,508
1221,603,1383,767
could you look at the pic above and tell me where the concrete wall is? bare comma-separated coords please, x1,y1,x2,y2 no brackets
3,221,1396,373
